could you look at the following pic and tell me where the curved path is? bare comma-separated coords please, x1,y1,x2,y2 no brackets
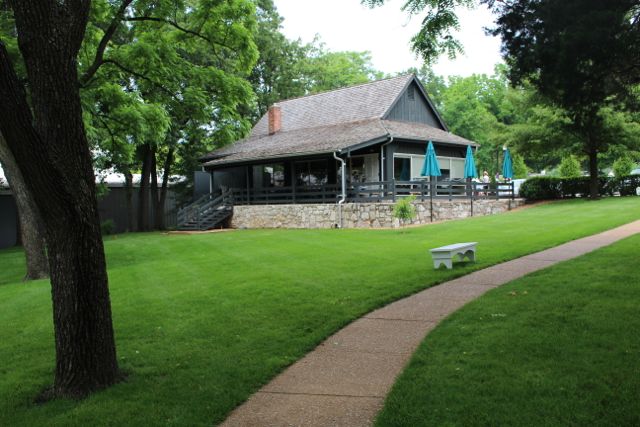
221,220,640,427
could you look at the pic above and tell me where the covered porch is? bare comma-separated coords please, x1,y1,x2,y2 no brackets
227,179,515,205
204,138,510,205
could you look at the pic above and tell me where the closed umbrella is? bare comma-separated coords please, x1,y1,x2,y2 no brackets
421,141,441,222
421,141,441,177
464,145,478,178
464,145,478,212
502,148,514,180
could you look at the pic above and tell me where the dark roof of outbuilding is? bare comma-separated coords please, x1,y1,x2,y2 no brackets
203,74,477,166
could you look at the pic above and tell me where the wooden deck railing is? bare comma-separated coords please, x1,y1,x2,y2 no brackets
228,180,515,205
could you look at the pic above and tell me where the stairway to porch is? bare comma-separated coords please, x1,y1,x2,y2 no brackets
176,190,233,231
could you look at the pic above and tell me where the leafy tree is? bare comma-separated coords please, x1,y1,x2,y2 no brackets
0,0,258,398
362,0,475,63
302,44,383,93
613,156,636,178
82,0,258,231
485,0,640,197
246,0,311,122
368,0,640,198
512,153,529,179
558,155,582,178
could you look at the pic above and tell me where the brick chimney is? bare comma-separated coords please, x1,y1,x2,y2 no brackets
268,105,282,135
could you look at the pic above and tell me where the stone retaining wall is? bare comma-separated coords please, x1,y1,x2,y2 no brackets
231,199,525,229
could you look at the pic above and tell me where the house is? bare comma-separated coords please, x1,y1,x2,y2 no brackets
182,74,518,230
201,74,476,194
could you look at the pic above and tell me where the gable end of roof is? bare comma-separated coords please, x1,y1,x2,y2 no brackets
382,75,449,132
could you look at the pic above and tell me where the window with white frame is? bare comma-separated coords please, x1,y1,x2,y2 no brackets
393,154,465,180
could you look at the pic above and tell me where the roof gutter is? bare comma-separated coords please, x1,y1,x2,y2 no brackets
333,151,346,228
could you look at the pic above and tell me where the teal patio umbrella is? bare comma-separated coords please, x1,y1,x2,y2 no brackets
464,145,478,207
502,147,514,180
464,145,478,178
421,141,441,222
421,141,441,177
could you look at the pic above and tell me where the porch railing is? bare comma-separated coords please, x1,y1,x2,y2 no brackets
229,179,515,205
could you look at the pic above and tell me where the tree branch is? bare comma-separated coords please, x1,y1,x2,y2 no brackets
79,0,134,86
102,59,175,96
124,16,213,44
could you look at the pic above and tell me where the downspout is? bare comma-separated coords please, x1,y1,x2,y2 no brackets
333,151,346,228
380,136,394,181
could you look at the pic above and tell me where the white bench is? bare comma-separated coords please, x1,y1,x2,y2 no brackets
430,242,477,269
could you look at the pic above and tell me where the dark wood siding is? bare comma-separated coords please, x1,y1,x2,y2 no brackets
386,81,443,128
212,166,247,191
97,187,178,233
0,193,17,249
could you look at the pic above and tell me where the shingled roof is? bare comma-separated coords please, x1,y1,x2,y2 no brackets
251,74,416,137
203,74,476,166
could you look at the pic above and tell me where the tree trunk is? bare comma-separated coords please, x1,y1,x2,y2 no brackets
149,145,159,229
137,144,152,232
154,147,174,230
0,3,119,398
124,170,134,232
0,132,48,280
587,146,600,199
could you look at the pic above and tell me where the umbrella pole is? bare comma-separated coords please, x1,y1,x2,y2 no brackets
430,176,434,222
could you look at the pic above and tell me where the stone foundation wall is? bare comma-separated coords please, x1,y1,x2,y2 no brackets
231,199,525,229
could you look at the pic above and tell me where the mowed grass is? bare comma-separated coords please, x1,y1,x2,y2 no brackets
376,233,640,426
0,198,638,426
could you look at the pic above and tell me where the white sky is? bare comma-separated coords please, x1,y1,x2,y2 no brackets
274,0,503,78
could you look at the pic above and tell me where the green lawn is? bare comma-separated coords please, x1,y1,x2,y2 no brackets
376,233,640,426
0,198,638,426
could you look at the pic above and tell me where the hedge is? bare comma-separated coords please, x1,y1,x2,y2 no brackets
520,175,640,200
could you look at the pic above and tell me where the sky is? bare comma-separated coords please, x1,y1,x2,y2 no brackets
274,0,503,78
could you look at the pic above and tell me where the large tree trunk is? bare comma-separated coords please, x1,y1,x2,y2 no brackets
0,132,48,280
587,146,600,199
0,2,119,398
154,147,174,230
137,144,152,232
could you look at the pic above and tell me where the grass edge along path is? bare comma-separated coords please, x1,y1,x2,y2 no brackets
0,198,638,426
376,232,640,426
221,220,640,426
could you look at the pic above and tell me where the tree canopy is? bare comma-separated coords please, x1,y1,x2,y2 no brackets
378,0,640,196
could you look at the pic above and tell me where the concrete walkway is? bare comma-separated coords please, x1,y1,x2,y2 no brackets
221,220,640,427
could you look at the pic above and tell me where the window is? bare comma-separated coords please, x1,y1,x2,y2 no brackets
394,157,411,181
349,157,365,183
253,163,285,188
295,160,328,186
393,153,466,180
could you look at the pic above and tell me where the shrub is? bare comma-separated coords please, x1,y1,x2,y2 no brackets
520,176,627,200
101,219,115,235
519,177,562,200
609,175,640,196
612,156,635,178
393,195,417,227
558,155,582,178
